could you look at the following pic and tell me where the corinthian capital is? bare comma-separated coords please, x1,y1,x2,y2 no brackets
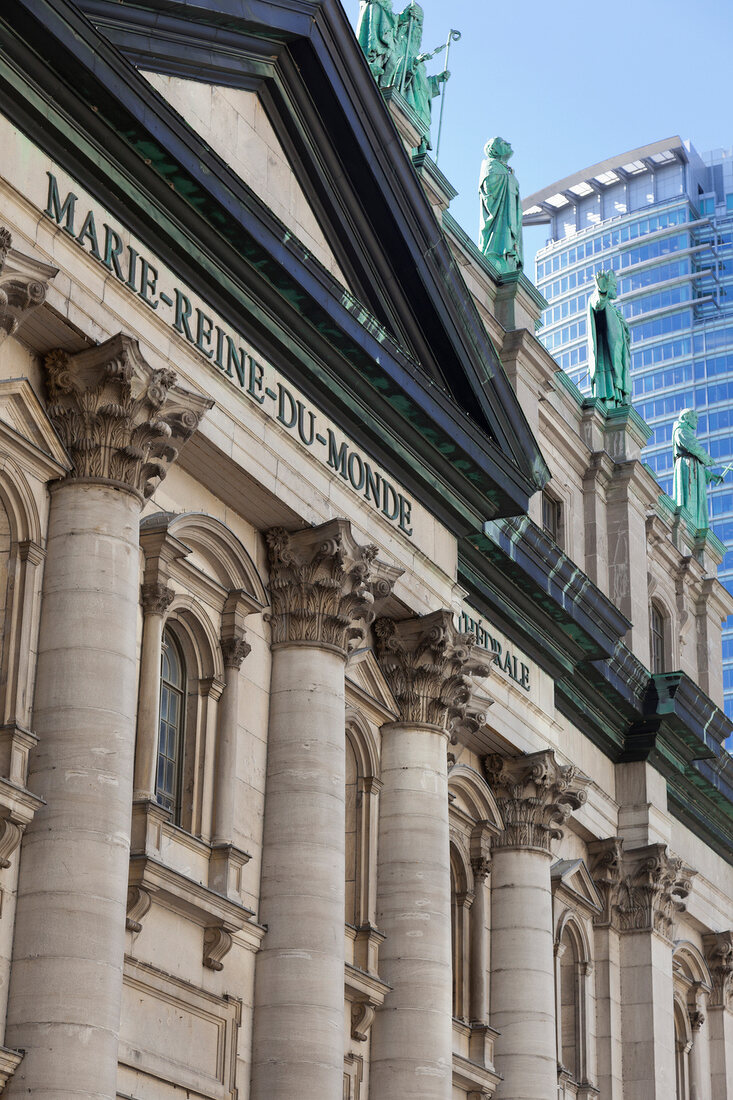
0,228,57,344
43,334,212,498
703,931,733,1009
485,750,589,854
373,609,491,730
266,520,388,652
612,844,695,941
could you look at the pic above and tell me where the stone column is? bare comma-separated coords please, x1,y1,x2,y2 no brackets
611,844,695,1100
688,1007,712,1100
485,750,589,1100
211,630,251,845
703,931,733,1100
133,581,175,800
5,335,210,1100
470,855,491,1025
369,611,490,1100
251,522,387,1100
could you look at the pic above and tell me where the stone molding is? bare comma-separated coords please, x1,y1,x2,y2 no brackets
703,931,733,1009
141,582,175,617
373,609,491,730
590,839,694,941
43,333,212,498
484,750,589,854
0,228,57,344
265,520,388,652
220,634,251,669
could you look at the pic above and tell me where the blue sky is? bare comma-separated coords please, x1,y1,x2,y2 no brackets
342,0,733,273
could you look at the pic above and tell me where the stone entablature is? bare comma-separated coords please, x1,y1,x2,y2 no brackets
484,750,589,855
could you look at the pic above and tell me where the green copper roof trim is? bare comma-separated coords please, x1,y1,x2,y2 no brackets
443,211,548,313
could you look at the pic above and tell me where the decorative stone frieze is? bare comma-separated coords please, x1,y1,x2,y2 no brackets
0,228,57,344
591,842,694,941
373,609,491,730
141,582,175,617
43,333,212,498
484,750,589,854
703,930,733,1009
220,634,251,669
265,520,385,652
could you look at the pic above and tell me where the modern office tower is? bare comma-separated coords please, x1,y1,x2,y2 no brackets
524,138,733,717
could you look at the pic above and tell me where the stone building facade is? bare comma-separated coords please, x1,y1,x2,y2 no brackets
0,3,730,1100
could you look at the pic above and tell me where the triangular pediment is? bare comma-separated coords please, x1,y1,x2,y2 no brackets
0,378,69,470
346,648,399,724
142,73,354,294
551,858,603,914
61,0,547,523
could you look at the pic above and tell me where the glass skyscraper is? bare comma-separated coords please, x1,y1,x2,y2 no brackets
523,138,733,717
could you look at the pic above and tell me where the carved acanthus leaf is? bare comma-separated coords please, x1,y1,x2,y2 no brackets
221,634,252,669
589,836,624,926
43,334,212,498
484,750,589,855
703,930,733,1009
266,520,388,652
610,844,695,941
374,609,491,730
141,582,175,617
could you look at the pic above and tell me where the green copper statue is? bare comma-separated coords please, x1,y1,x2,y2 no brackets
357,1,450,150
587,270,631,406
478,138,523,274
393,4,449,146
357,0,400,86
672,409,725,529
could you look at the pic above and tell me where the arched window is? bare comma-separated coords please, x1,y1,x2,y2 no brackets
650,601,666,674
156,628,186,822
559,925,579,1080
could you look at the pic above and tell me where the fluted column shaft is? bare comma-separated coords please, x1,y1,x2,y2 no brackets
251,522,384,1100
486,751,589,1100
370,611,489,1100
5,336,210,1100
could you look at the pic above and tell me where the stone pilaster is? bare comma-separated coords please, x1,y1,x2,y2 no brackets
251,521,392,1100
5,335,210,1100
597,843,695,1100
370,610,490,1100
703,932,733,1100
0,228,57,344
588,837,624,1100
133,582,175,801
210,629,251,847
485,751,589,1100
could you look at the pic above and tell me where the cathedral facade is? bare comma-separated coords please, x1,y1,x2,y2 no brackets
0,3,730,1100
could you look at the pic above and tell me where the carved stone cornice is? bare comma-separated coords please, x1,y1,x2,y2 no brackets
703,931,733,1010
0,228,57,344
221,634,251,670
484,750,589,855
589,836,624,927
373,609,491,731
141,582,175,617
43,334,212,498
265,520,387,653
611,844,695,941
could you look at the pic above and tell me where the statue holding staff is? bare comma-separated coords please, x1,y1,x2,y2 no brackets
392,2,449,148
672,408,726,529
478,137,523,274
587,269,631,406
